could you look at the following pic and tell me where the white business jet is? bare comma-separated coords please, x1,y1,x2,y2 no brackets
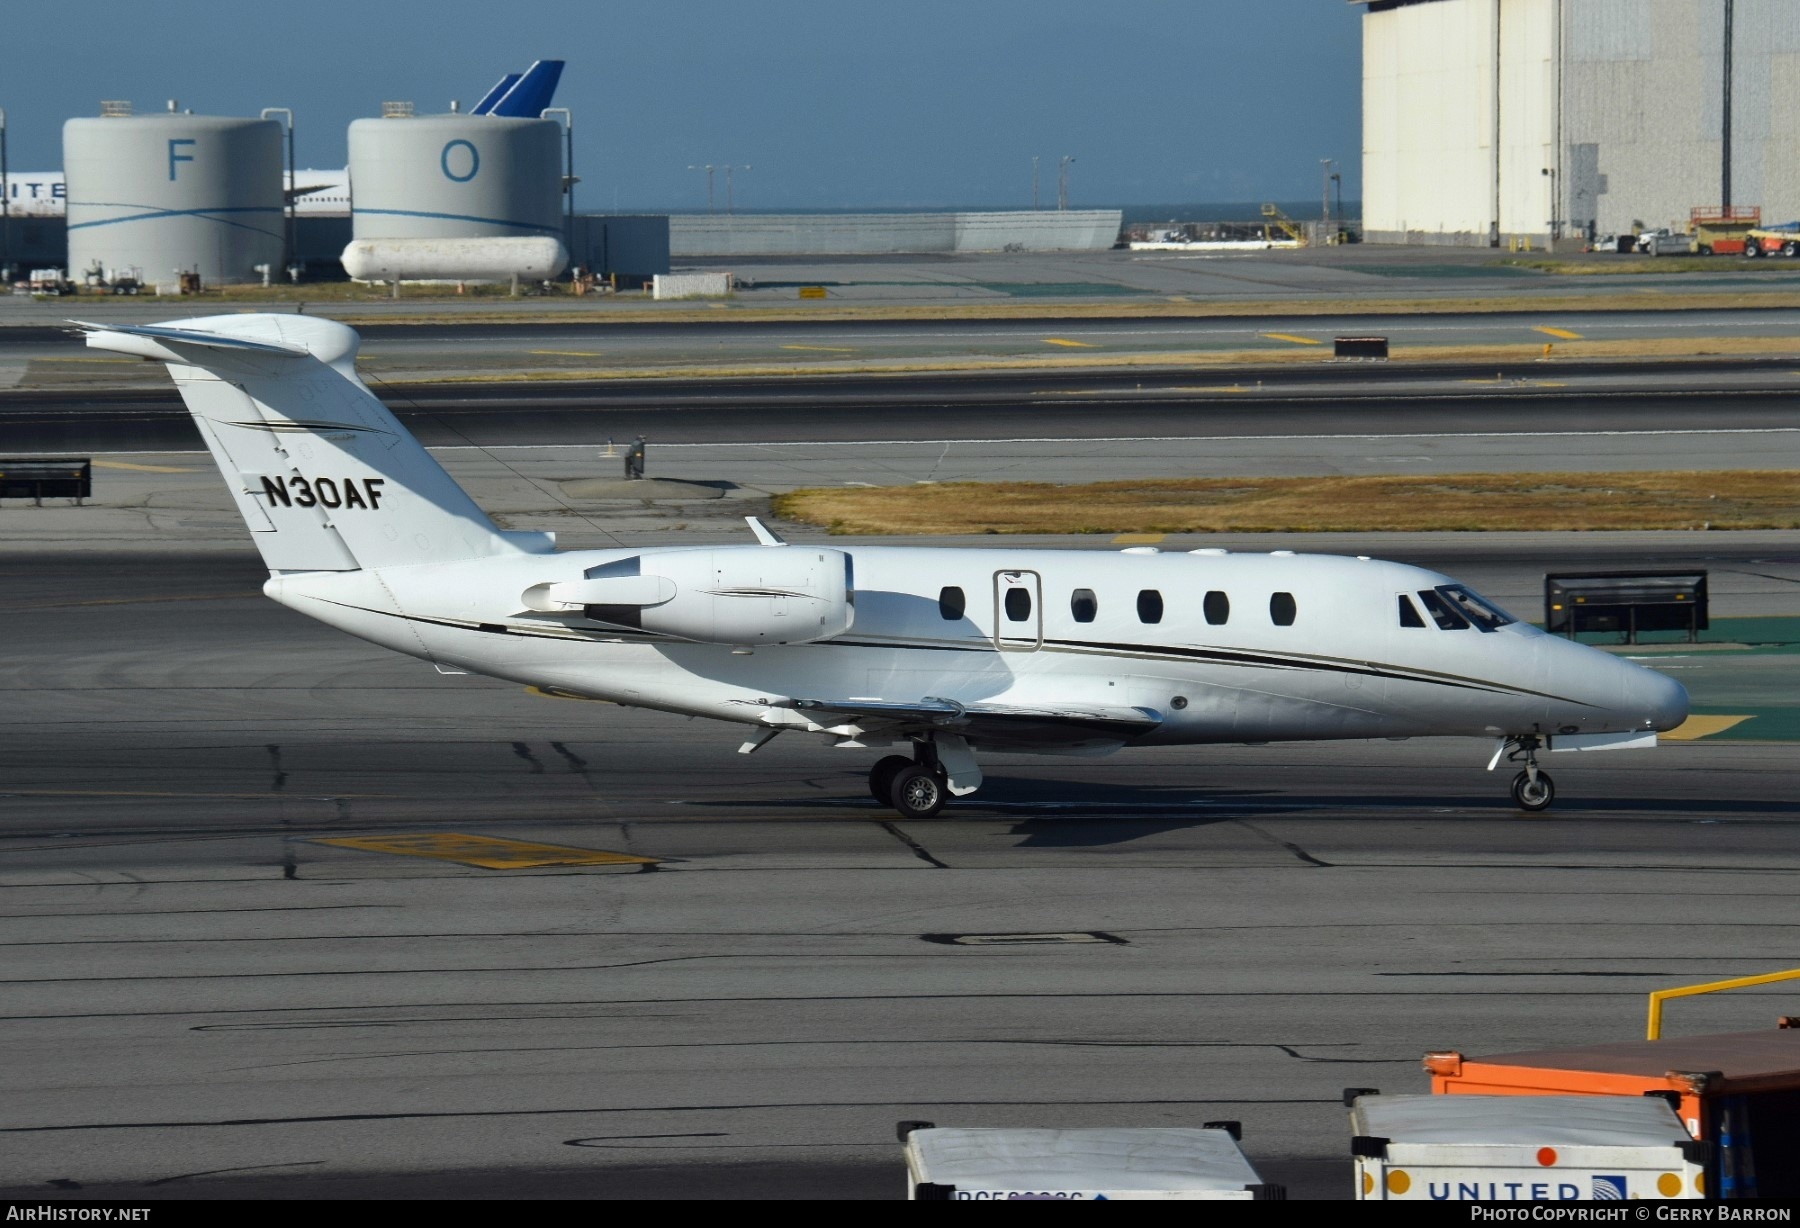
76,315,1689,818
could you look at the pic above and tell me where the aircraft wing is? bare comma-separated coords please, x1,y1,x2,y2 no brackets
779,696,1162,747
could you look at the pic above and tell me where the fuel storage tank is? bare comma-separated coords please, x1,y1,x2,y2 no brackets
64,107,283,286
342,112,566,281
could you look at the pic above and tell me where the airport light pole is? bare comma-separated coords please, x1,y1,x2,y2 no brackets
261,108,295,280
688,164,716,213
724,164,750,215
1058,155,1074,211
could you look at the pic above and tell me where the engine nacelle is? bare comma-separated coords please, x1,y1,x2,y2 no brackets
525,547,854,645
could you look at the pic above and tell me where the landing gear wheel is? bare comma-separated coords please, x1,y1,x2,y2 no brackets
1511,769,1555,812
889,764,947,819
868,755,912,802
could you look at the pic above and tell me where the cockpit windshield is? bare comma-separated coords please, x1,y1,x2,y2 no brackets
1434,584,1517,632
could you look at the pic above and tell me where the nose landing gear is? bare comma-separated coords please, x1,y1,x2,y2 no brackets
1497,735,1555,812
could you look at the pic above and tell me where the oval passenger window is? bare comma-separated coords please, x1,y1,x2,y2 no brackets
1004,587,1033,622
1270,592,1297,626
1204,590,1229,625
939,586,965,620
1070,588,1098,623
1137,589,1163,624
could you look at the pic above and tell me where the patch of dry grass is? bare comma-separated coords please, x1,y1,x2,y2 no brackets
773,471,1800,535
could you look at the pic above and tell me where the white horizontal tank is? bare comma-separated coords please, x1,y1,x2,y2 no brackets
345,113,566,281
64,110,283,285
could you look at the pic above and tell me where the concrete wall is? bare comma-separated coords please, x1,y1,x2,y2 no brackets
670,210,1121,257
1365,0,1800,245
1563,0,1725,235
1363,0,1499,244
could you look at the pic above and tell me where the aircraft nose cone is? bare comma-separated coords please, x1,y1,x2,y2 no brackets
1631,666,1689,732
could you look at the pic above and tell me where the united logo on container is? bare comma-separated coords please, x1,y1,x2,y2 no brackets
1591,1175,1627,1200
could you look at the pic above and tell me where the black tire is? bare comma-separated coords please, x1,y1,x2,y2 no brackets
1746,239,1763,258
868,755,912,802
1511,769,1555,813
889,765,947,818
1698,244,1713,256
1785,242,1799,258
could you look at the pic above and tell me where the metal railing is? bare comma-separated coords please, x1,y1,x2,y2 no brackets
1647,967,1800,1039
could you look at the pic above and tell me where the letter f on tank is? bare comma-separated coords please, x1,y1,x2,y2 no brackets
168,138,196,181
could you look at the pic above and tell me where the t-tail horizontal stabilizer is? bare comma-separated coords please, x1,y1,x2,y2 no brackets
75,315,553,574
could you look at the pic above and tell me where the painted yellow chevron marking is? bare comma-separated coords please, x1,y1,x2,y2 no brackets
1260,332,1321,346
528,350,603,357
780,345,857,353
92,459,196,473
1112,533,1166,545
1661,714,1752,741
315,833,657,870
1534,326,1584,340
1043,337,1098,348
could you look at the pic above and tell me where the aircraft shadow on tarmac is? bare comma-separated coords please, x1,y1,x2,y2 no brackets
678,771,1799,847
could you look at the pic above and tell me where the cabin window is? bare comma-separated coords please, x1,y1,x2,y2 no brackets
1004,587,1033,622
938,586,965,621
1270,592,1297,626
1436,584,1514,632
1416,588,1470,630
1137,589,1163,624
1070,588,1098,623
1398,594,1426,628
1203,590,1229,625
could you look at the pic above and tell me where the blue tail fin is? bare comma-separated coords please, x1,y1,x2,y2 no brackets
489,60,564,117
471,73,521,116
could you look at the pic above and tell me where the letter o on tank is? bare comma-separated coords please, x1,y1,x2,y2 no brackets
441,139,479,182
314,477,342,508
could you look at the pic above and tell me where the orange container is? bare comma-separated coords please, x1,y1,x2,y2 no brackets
1426,1025,1800,1198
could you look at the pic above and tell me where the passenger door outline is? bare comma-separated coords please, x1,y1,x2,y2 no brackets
992,569,1043,652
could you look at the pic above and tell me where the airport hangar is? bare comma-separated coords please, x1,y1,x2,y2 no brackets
1358,0,1800,245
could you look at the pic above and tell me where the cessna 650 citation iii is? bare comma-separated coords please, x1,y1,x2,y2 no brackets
77,315,1689,818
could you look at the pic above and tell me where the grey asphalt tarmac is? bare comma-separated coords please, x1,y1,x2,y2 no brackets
8,306,1800,383
2,305,1797,1200
0,545,1795,1201
5,368,1800,461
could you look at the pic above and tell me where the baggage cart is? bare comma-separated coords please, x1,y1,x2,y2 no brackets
898,1121,1283,1200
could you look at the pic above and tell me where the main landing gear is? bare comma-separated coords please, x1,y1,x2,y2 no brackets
1500,735,1555,812
869,745,949,819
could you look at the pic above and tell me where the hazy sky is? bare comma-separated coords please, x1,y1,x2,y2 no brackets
6,1,1363,209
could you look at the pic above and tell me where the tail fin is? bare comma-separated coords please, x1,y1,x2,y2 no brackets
77,314,550,573
488,60,564,118
470,72,523,116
